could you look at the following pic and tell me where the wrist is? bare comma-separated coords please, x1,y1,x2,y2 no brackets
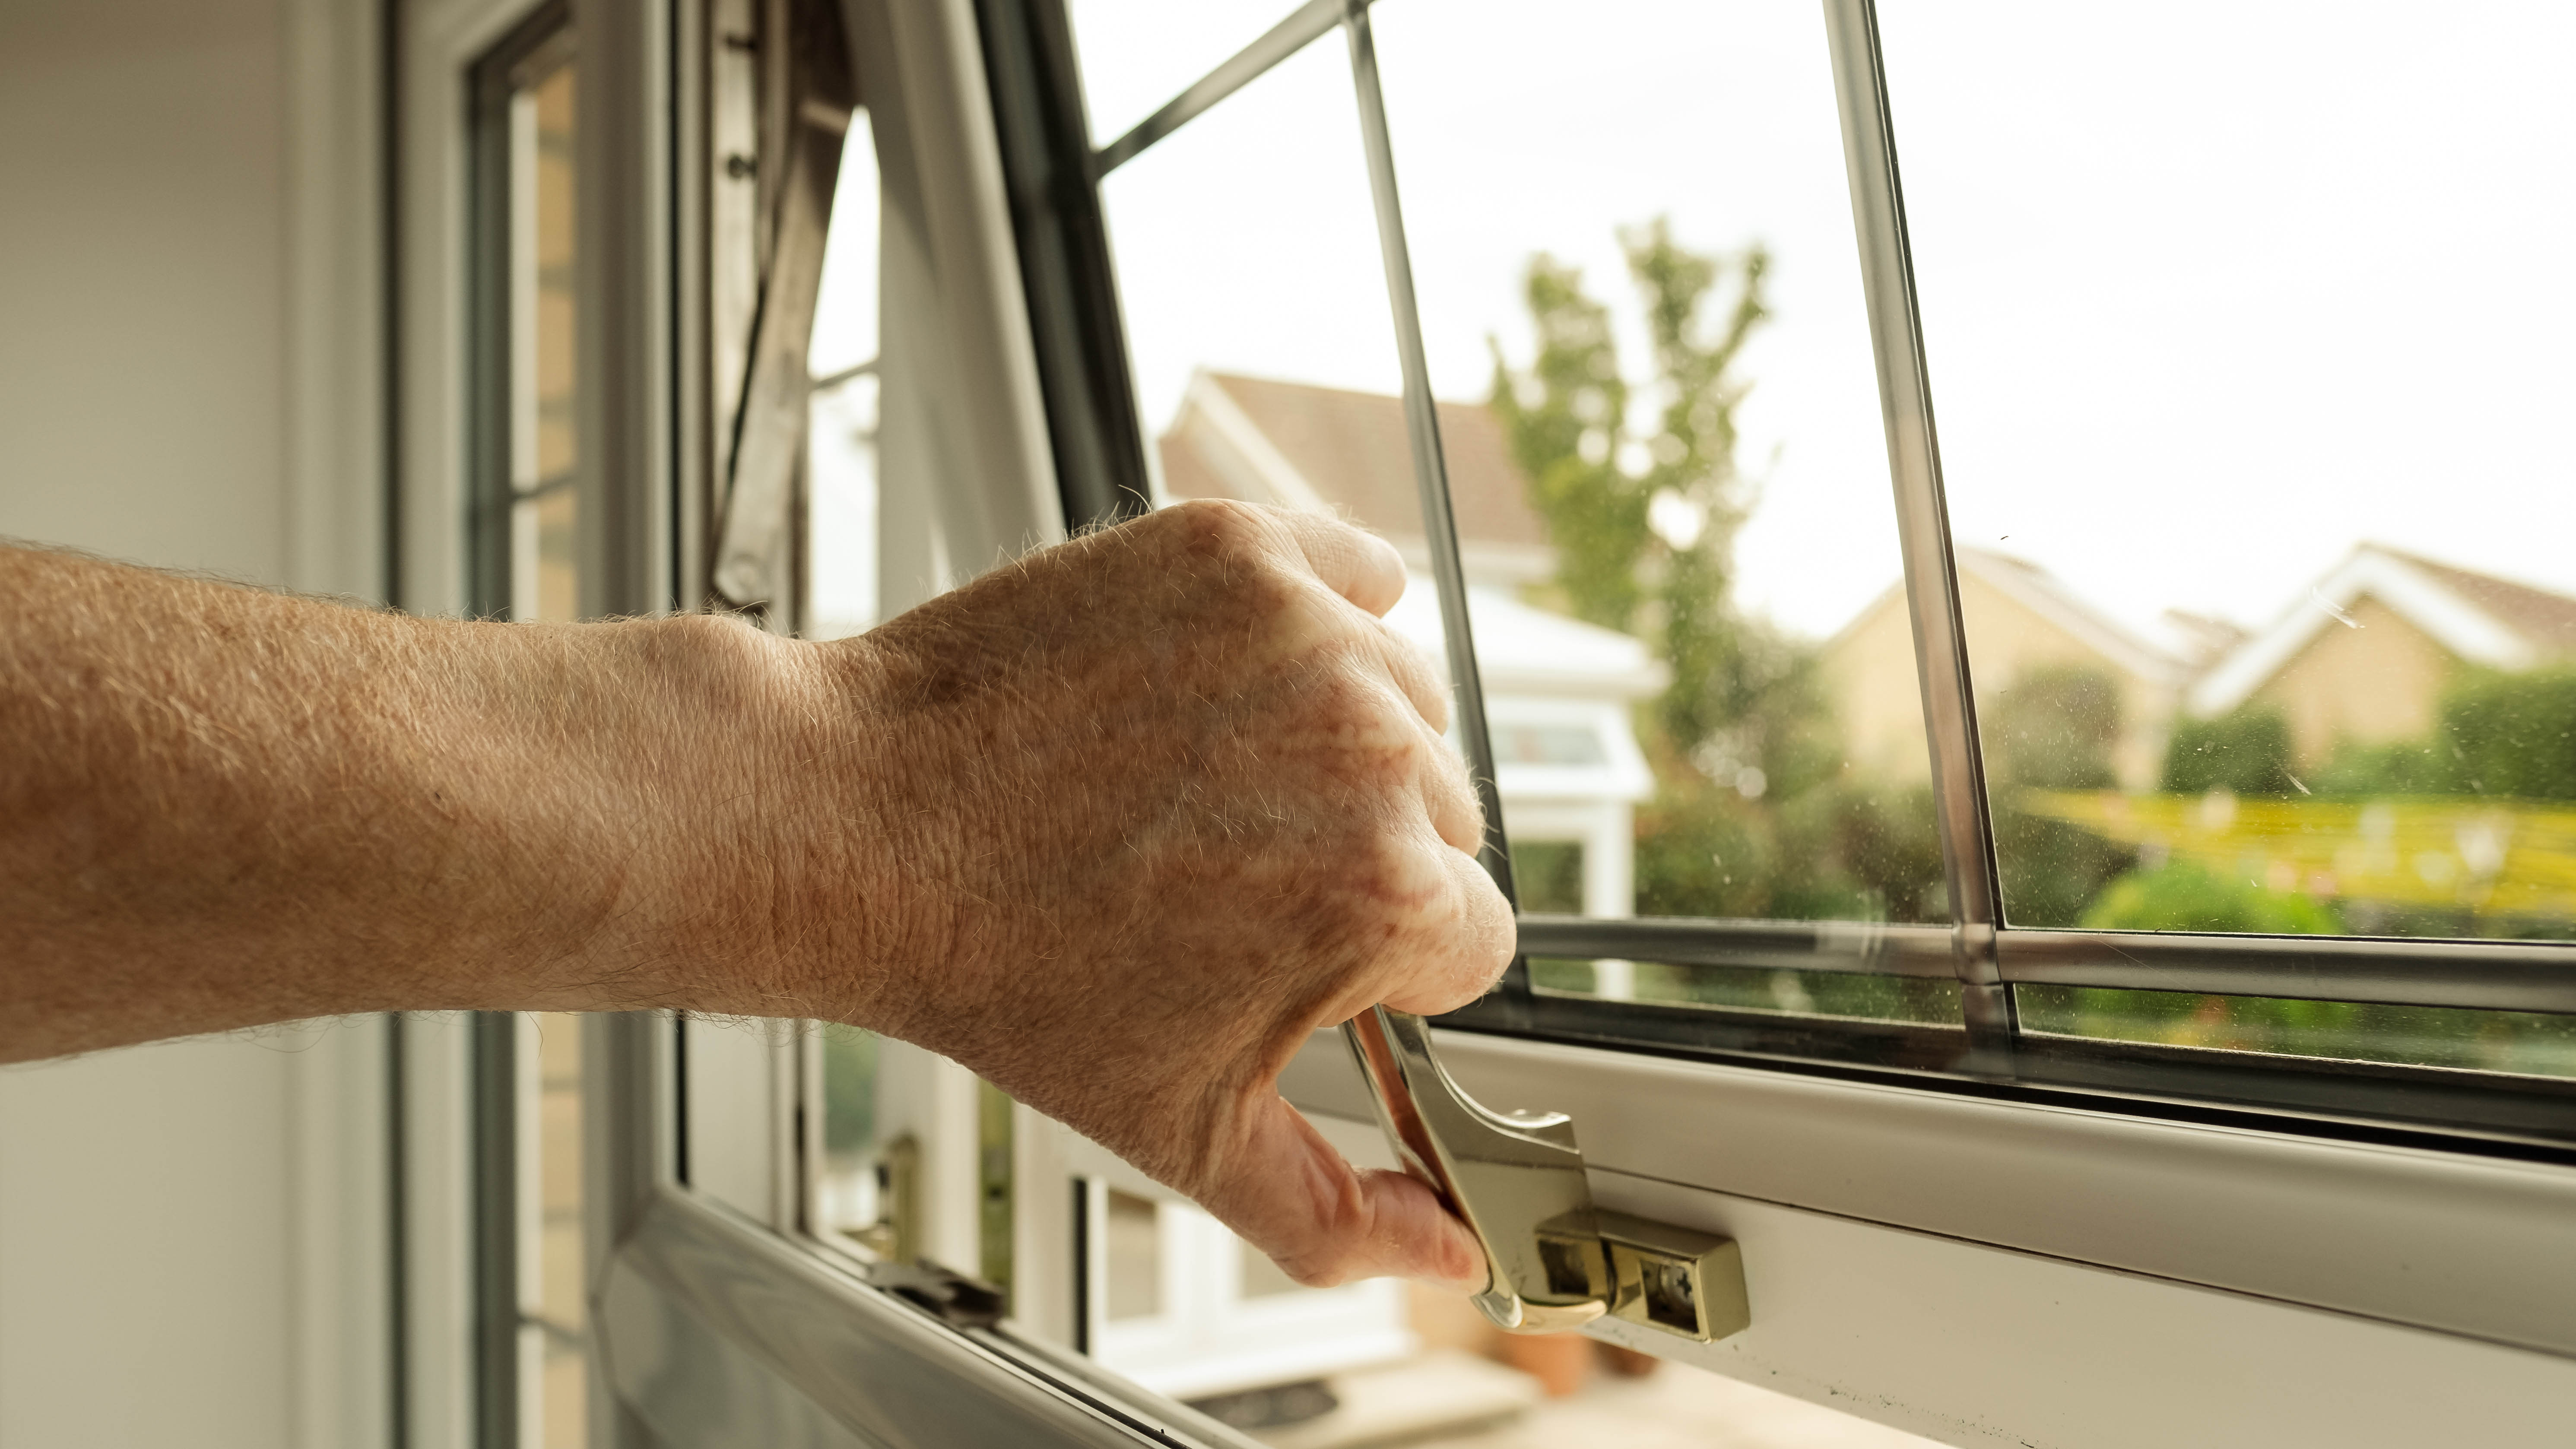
576,612,907,1024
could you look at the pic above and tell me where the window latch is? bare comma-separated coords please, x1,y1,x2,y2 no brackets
1342,1007,1749,1343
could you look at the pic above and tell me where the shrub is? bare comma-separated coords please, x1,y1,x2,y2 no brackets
2439,667,2576,800
2161,708,2297,796
2079,859,2342,935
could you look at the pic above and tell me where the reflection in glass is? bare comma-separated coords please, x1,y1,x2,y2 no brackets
1532,958,1961,1028
2018,986,2576,1081
1877,3,2576,948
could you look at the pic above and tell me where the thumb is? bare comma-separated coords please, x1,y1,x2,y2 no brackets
1200,1093,1486,1291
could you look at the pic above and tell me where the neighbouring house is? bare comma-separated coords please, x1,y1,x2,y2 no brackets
1156,370,1666,919
1156,368,1554,589
2189,544,2576,767
1820,548,2191,791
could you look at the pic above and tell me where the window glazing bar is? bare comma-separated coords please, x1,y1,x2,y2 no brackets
979,0,1156,525
1518,916,1957,979
1819,0,2008,1065
1998,931,2576,1016
1341,0,1516,915
1091,0,1345,178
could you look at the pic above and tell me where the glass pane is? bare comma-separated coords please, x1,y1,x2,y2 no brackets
1878,2,2576,944
1066,0,1329,150
1361,0,1948,1037
1104,34,1409,463
808,110,881,640
2018,986,2576,1080
814,1024,881,1245
511,61,580,625
1103,1189,1161,1322
528,1011,586,1449
1531,958,1961,1029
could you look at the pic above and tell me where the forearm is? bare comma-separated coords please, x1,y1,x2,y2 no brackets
1,503,1506,1288
0,545,845,1061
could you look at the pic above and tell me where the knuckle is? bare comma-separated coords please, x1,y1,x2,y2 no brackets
1161,496,1271,555
1307,655,1412,743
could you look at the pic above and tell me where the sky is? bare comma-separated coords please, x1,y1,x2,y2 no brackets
1054,0,2576,647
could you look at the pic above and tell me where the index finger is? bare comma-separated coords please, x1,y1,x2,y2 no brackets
1260,508,1409,618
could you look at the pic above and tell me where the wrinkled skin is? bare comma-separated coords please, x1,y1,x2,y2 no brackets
764,501,1512,1287
0,501,1511,1289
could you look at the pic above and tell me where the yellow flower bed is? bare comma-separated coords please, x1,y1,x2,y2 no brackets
2018,789,2576,920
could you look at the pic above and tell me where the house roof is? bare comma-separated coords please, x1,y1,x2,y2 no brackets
2189,543,2576,716
2378,547,2576,657
1957,548,2188,688
1381,573,1668,703
1823,547,2186,689
1156,371,1548,549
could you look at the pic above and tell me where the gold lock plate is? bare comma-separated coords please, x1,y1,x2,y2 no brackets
1597,1210,1750,1344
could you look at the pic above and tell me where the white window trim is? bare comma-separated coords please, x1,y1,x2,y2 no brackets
1277,1026,2576,1443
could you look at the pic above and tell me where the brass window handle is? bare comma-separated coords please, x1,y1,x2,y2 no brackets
1343,1006,1752,1342
1343,1006,1611,1333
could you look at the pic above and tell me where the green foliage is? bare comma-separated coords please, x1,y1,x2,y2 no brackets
2016,984,2576,1075
1985,666,2133,926
1488,218,1772,752
1985,665,2119,790
2161,707,2297,796
2439,666,2576,800
2309,738,2451,796
1630,763,1948,925
1486,260,1645,632
2296,668,2576,801
821,1024,877,1161
2079,859,2344,935
1818,780,1950,924
1491,221,1955,926
1513,840,1586,914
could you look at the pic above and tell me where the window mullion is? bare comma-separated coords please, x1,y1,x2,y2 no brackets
1820,0,2012,1070
1339,2,1519,919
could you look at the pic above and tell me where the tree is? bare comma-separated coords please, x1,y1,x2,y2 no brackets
1490,222,1942,929
1489,220,1773,752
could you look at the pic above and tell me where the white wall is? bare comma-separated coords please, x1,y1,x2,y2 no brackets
0,2,387,1445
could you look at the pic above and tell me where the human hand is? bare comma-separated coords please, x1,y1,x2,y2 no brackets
758,500,1513,1288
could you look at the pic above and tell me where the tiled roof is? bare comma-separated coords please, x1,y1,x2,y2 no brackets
2374,546,2576,658
2192,542,2576,714
1157,372,1547,548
